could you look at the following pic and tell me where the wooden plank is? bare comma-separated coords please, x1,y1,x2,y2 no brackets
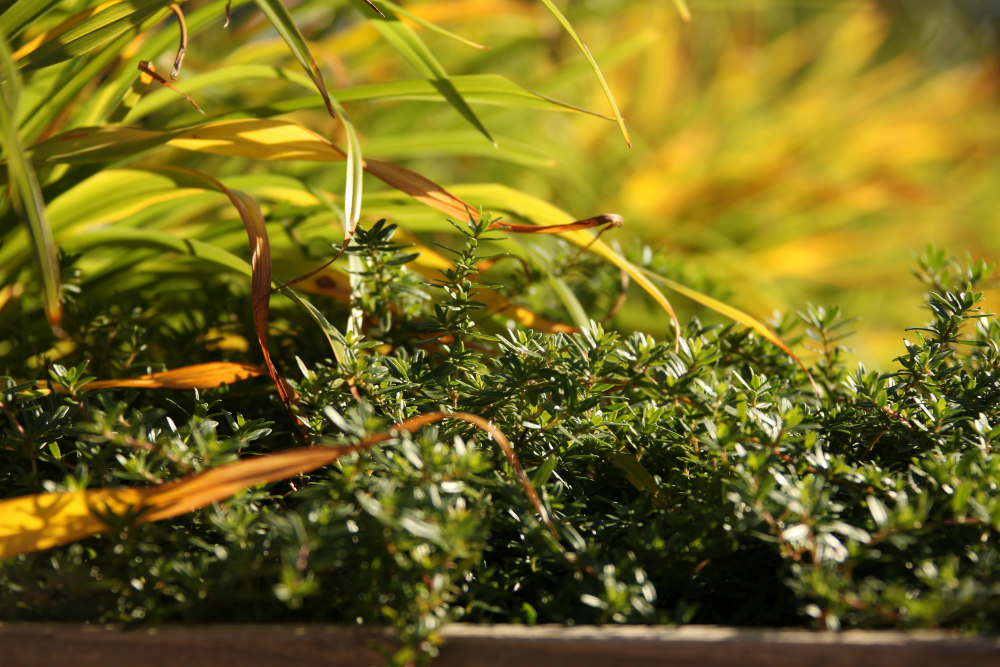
1,623,998,667
435,625,1000,667
0,624,394,667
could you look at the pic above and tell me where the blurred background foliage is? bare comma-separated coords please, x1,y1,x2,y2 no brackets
377,0,1000,367
290,0,997,368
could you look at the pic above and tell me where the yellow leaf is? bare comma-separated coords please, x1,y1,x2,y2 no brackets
0,486,157,558
170,120,345,161
0,446,354,559
75,362,265,391
364,157,475,220
0,413,554,559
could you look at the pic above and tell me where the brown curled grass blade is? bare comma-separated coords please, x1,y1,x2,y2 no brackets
0,412,555,558
70,362,265,391
363,157,477,221
167,3,186,78
167,167,294,409
490,213,623,234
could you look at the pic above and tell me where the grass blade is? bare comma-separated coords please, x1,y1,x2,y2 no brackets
0,27,62,330
253,0,363,240
170,119,346,160
28,120,345,166
610,452,670,507
536,0,631,146
363,157,475,220
672,0,691,22
278,287,352,374
63,362,265,391
362,130,557,167
642,268,821,395
210,73,612,124
491,213,623,233
377,0,490,50
14,0,169,73
60,227,254,278
350,0,495,146
1,0,63,41
167,167,293,409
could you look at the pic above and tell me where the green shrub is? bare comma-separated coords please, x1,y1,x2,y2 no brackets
3,240,1000,663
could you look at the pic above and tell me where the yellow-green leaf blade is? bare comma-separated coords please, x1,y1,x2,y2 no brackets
252,0,363,236
77,362,265,391
1,0,63,40
642,269,819,395
15,0,169,73
0,26,61,328
60,226,254,279
28,120,345,166
219,74,612,123
351,0,494,146
379,0,489,50
536,0,630,146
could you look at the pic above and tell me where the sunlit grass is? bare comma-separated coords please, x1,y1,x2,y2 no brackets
398,1,1000,366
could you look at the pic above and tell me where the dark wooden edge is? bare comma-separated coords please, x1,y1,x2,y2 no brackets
1,623,999,667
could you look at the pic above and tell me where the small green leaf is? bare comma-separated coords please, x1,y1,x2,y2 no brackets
610,452,668,507
531,454,557,487
867,496,889,530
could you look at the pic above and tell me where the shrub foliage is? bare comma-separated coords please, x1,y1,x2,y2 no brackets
3,235,1000,662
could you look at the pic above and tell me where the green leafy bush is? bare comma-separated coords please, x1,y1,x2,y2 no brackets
4,239,1000,663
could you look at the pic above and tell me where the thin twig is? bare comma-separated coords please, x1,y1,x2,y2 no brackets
138,61,205,115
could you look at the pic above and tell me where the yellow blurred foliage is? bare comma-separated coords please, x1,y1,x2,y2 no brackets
542,2,1000,365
